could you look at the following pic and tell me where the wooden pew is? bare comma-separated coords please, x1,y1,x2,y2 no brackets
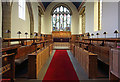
1,53,15,80
75,46,97,79
70,43,75,56
23,40,33,46
75,40,110,65
28,44,53,79
88,44,110,65
109,48,120,80
15,45,36,65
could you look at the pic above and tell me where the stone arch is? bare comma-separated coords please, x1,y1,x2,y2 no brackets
26,2,34,38
51,3,72,15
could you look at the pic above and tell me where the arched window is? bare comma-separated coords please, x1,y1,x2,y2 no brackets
52,5,71,31
18,0,26,20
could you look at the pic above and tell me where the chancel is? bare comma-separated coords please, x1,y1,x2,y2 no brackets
1,0,120,81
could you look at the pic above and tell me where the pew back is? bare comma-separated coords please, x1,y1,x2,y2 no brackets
15,45,36,59
88,44,110,65
28,44,53,79
75,46,97,79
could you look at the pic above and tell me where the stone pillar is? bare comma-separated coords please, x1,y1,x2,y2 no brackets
26,2,34,38
2,2,11,38
30,20,34,38
2,2,11,47
38,13,41,35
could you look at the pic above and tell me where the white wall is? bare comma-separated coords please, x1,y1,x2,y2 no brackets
94,2,98,31
85,2,118,38
79,15,82,34
31,2,38,33
0,1,2,37
85,2,94,33
41,15,45,34
118,2,120,38
41,2,79,34
11,2,30,38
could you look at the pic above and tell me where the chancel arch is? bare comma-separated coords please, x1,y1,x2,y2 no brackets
42,2,79,34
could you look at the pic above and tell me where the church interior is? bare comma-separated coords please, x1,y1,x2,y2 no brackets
0,0,120,81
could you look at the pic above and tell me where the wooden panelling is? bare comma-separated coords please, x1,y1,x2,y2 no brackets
53,42,70,47
37,44,43,49
70,43,75,57
110,72,120,81
49,44,53,54
45,34,52,40
109,48,120,79
74,46,97,79
36,46,50,77
28,44,53,79
52,31,71,38
71,35,78,42
24,40,33,45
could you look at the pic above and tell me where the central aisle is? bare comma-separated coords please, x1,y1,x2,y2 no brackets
43,50,79,80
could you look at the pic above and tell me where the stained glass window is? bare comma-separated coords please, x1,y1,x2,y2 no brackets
52,6,71,31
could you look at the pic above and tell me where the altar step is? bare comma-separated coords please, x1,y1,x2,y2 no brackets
53,42,70,50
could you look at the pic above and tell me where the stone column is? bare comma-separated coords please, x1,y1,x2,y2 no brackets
2,2,11,38
2,2,11,47
38,13,41,35
26,2,34,38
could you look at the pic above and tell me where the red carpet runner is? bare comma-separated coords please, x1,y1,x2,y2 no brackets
43,50,79,80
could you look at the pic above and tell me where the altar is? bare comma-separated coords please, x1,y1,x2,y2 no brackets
52,31,71,49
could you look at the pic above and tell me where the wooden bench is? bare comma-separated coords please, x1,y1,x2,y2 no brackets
75,46,97,79
15,45,36,65
15,41,45,65
88,44,110,65
28,44,53,79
